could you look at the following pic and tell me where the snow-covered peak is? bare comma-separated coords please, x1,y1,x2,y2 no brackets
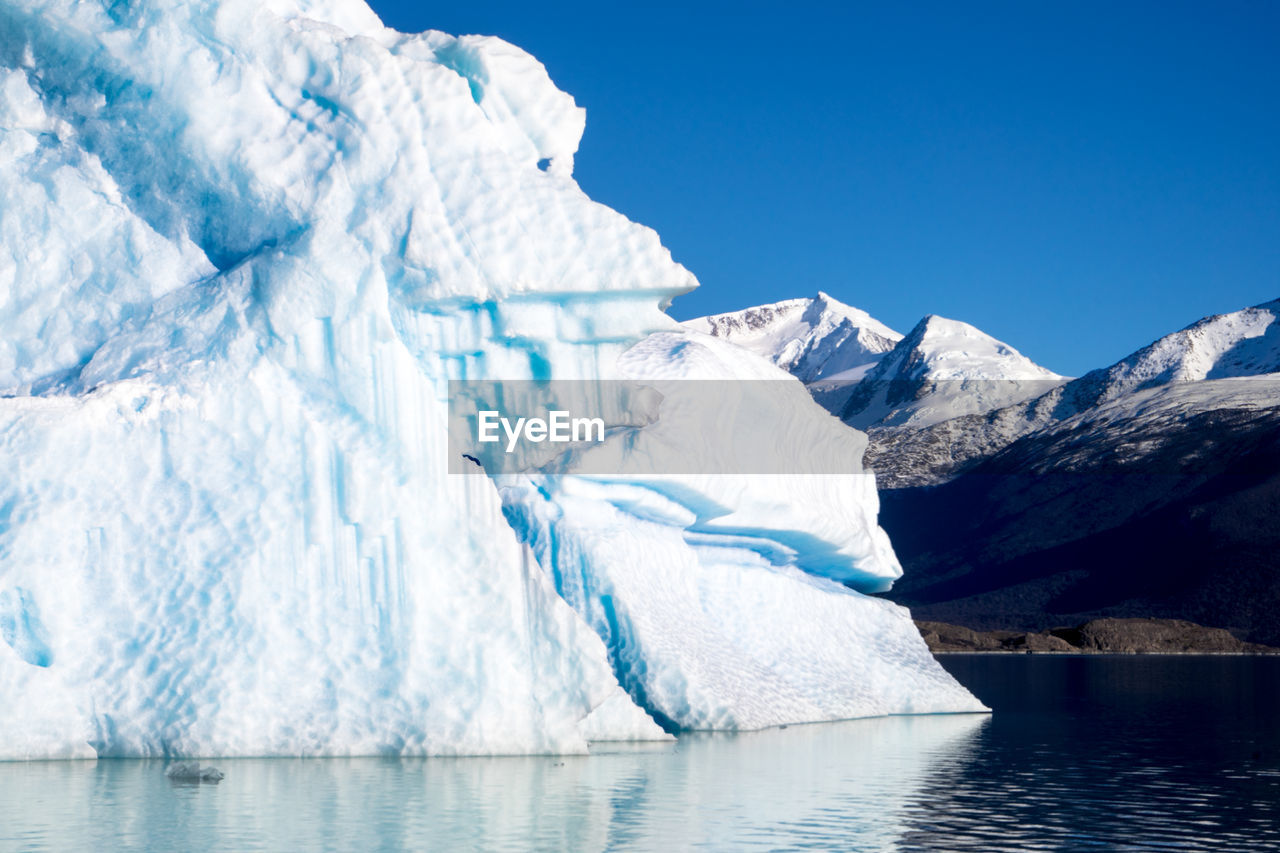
682,292,901,382
891,315,1065,382
1033,297,1280,419
860,297,1280,488
841,314,1066,429
1097,298,1280,386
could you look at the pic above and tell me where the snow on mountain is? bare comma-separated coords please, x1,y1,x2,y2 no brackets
683,296,1065,436
0,0,982,758
1050,298,1280,416
1106,298,1280,381
863,298,1280,488
840,314,1066,430
682,292,902,383
858,299,1280,647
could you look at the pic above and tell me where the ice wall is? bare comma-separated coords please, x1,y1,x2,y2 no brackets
499,333,981,730
0,0,982,758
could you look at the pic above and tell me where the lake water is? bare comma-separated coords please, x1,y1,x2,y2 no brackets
3,656,1278,851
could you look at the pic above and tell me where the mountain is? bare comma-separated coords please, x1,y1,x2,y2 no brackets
865,298,1280,487
0,0,981,759
872,299,1280,644
692,292,1280,643
1050,296,1280,414
683,299,1064,425
838,314,1066,430
681,292,902,383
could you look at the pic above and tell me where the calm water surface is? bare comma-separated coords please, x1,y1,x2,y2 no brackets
2,656,1278,851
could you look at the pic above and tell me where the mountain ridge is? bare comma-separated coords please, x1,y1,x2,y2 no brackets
681,291,901,383
692,293,1280,643
838,313,1066,430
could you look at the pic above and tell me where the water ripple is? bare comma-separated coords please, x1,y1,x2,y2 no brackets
1,657,1277,851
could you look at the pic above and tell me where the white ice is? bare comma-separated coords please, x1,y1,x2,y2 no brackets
0,0,984,759
498,332,983,730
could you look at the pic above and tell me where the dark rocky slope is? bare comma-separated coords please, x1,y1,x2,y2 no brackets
880,393,1280,645
918,618,1279,654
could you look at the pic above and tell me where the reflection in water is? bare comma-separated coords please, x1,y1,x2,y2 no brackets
5,658,1280,851
900,656,1280,852
0,714,986,851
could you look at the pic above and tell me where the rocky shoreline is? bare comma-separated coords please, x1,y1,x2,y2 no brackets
917,617,1280,655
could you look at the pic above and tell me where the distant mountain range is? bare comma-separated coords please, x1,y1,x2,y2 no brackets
688,296,1280,644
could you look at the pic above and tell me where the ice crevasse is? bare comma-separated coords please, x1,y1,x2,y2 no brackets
0,0,985,759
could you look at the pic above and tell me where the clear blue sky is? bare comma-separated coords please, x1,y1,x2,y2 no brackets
367,1,1278,376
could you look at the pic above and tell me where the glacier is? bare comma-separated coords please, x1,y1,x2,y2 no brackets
0,0,984,759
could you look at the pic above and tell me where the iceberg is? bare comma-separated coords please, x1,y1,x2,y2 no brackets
0,0,983,759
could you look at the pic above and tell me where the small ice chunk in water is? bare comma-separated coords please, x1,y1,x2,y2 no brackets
165,763,224,783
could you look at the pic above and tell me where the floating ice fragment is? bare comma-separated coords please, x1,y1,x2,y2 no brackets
165,762,225,783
